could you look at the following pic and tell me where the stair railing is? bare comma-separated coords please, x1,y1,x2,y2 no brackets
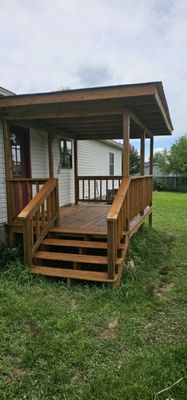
107,175,153,279
17,178,59,267
107,177,131,279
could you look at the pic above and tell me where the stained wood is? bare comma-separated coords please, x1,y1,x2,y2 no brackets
123,112,130,177
42,238,108,249
18,178,57,219
74,140,78,204
34,251,122,265
0,83,156,107
31,266,118,282
48,133,54,177
49,226,107,236
140,132,145,176
149,137,154,175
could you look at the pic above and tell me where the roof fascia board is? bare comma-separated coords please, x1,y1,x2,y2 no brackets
0,84,156,108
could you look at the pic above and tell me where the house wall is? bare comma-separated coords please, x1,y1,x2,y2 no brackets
78,140,122,176
0,122,8,241
30,129,49,178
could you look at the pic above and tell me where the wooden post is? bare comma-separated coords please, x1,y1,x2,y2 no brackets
149,137,154,175
107,219,116,280
140,131,145,176
149,137,154,226
2,119,15,245
74,140,79,204
23,219,33,266
48,133,54,177
123,112,130,177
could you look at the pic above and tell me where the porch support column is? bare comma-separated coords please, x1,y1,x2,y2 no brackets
149,137,154,227
74,140,78,204
149,137,154,175
140,131,145,176
48,133,54,177
123,111,130,177
2,119,15,245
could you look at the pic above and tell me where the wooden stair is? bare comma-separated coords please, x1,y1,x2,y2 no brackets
31,226,127,285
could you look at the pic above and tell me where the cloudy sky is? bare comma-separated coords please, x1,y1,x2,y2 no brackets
0,0,187,155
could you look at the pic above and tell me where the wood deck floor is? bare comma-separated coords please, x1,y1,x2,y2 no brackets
57,204,110,232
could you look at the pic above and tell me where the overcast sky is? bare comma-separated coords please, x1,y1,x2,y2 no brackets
0,0,187,155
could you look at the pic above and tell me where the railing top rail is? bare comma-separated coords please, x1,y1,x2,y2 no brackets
107,177,131,221
131,175,153,180
17,178,57,221
6,178,48,182
77,175,123,180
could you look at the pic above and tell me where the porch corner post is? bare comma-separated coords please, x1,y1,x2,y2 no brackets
2,119,15,245
123,111,130,177
74,139,79,204
48,133,54,177
149,137,154,175
140,131,145,176
149,136,154,227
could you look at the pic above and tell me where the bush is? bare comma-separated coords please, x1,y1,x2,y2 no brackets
153,178,169,191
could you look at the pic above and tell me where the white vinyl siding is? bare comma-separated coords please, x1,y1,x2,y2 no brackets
30,129,49,178
78,140,122,176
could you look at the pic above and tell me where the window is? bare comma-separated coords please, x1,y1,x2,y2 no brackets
10,132,22,176
109,152,114,175
60,140,72,169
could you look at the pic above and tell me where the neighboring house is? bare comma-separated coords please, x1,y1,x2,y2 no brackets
144,161,174,177
0,86,122,240
144,161,165,177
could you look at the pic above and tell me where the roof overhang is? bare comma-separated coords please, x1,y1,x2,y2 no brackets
0,81,173,140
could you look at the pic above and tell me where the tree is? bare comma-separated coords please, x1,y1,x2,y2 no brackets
130,144,140,174
157,135,187,177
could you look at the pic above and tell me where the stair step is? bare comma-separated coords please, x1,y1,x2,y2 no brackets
31,266,118,282
42,238,108,249
34,251,122,265
49,226,107,237
42,238,127,250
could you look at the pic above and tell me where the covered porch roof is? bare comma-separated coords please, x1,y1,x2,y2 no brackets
0,81,173,140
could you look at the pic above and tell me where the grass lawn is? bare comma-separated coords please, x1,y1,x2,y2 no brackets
0,192,187,400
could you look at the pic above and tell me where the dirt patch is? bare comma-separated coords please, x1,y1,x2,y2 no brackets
98,317,119,340
155,283,175,299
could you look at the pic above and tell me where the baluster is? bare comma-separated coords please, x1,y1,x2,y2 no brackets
100,179,102,200
27,181,32,202
47,195,52,221
18,181,23,213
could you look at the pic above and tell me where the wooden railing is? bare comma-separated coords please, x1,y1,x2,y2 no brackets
107,175,153,279
17,178,59,267
6,178,48,223
77,176,122,202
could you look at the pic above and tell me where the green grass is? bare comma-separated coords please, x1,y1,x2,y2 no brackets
0,192,187,399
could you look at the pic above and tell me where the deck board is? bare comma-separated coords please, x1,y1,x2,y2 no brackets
57,204,110,232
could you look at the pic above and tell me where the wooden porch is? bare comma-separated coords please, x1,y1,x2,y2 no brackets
6,174,152,285
0,82,173,285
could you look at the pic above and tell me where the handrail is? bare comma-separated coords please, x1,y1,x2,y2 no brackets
77,175,122,180
6,178,47,182
107,177,131,220
17,178,59,267
107,175,153,279
18,178,57,220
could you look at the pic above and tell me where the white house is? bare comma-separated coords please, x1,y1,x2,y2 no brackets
0,86,122,241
